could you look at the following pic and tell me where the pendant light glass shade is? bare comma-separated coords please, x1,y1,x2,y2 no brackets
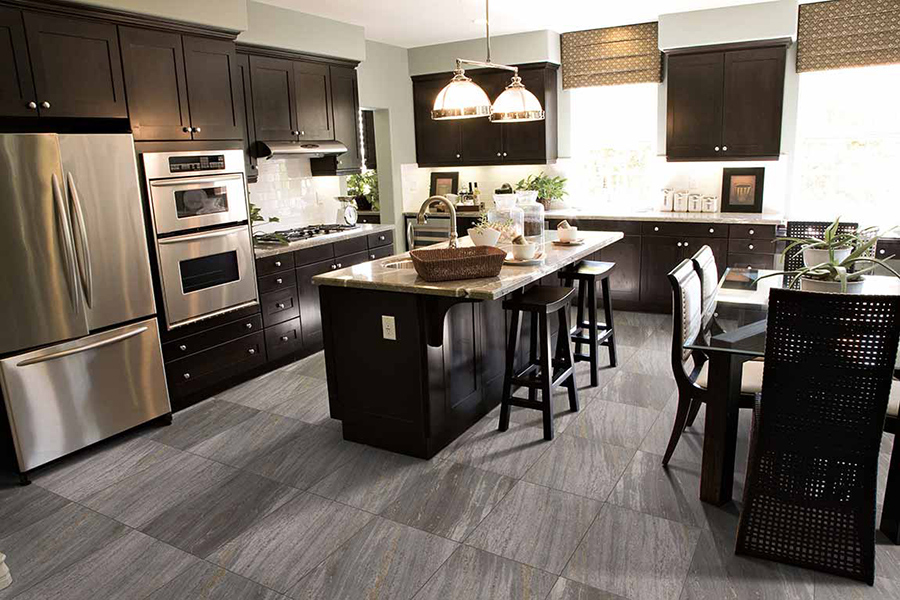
431,69,492,120
490,75,545,122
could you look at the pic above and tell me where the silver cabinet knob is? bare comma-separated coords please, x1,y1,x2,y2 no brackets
247,348,256,355
370,254,375,259
27,101,37,109
503,152,508,157
275,278,283,284
300,130,305,135
684,242,689,247
330,264,337,270
276,302,285,309
714,146,720,152
183,373,191,380
708,228,714,234
179,344,187,351
336,263,342,268
274,261,282,267
194,127,201,133
379,235,385,241
749,244,754,250
749,229,755,235
497,152,501,157
245,323,253,329
456,153,460,158
41,101,50,109
280,335,289,342
676,242,682,247
654,226,659,232
183,126,191,133
722,146,728,151
880,249,886,255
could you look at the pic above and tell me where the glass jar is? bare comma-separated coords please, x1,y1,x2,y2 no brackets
487,195,524,242
516,190,545,241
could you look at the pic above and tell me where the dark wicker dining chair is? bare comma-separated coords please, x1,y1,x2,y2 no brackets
783,220,860,273
736,289,900,584
661,259,764,466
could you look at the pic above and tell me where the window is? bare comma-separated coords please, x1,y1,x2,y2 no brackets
790,64,900,225
567,83,659,209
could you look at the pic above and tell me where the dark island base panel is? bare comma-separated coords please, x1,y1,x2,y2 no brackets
321,277,561,459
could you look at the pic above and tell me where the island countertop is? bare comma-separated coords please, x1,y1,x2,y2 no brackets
313,230,624,301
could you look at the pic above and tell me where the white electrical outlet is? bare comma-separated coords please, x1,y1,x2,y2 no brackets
381,315,397,341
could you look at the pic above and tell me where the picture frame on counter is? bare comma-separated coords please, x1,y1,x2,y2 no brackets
721,168,765,213
429,172,459,196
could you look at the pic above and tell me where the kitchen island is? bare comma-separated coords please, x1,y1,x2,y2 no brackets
313,230,623,458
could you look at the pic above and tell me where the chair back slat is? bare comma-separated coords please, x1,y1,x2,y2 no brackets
668,259,703,382
691,245,719,331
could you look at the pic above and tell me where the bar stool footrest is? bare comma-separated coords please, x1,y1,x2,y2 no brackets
505,396,545,411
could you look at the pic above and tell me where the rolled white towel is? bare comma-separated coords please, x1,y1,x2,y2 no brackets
0,552,11,590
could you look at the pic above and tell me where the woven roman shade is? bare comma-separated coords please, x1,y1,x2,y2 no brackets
560,22,663,89
797,0,900,72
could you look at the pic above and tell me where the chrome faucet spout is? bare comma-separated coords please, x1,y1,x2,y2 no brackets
417,195,458,249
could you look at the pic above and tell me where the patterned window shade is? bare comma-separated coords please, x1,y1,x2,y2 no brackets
560,22,663,89
797,0,900,72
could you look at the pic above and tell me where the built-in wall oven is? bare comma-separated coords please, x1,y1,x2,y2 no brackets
143,149,258,329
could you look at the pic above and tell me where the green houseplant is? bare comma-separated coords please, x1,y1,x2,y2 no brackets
348,170,379,211
515,173,567,209
766,218,899,292
249,202,288,246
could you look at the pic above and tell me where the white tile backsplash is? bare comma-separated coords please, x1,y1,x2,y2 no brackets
247,157,345,232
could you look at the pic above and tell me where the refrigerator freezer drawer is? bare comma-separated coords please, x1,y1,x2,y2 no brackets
0,318,171,472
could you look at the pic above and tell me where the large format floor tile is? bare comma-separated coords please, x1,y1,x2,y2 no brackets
187,411,308,470
566,399,660,449
813,574,900,600
140,471,297,557
524,434,634,501
149,400,259,450
288,517,457,600
381,460,516,541
446,415,556,479
600,369,676,411
501,385,594,436
215,369,301,413
563,503,701,600
467,481,602,575
146,561,285,600
285,351,327,380
548,578,628,600
210,491,372,594
0,483,69,539
263,375,336,427
413,545,558,600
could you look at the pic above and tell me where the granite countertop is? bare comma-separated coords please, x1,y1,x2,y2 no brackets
313,230,624,300
402,208,784,226
254,224,395,259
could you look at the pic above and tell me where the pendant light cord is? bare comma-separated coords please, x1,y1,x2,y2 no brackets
485,0,491,64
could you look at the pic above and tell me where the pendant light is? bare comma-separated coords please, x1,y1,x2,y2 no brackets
431,0,544,123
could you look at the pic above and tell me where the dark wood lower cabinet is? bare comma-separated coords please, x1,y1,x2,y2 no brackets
296,258,334,349
264,317,302,361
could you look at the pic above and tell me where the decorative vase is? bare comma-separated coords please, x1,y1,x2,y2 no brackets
802,247,851,268
467,227,502,247
0,552,11,591
799,277,865,294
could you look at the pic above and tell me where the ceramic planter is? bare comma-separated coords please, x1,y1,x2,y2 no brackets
802,247,851,268
467,227,501,247
799,277,864,294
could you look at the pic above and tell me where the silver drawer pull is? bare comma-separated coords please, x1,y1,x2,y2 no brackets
676,242,682,247
41,101,51,109
27,101,37,109
748,229,755,235
245,323,253,329
684,242,689,247
276,303,285,309
654,226,660,232
714,146,720,152
497,152,501,157
370,254,375,259
274,261,282,267
336,263,342,268
880,249,886,255
275,278,283,284
379,235,385,241
280,335,289,342
183,373,191,380
722,145,728,151
248,348,256,355
330,264,337,270
708,228,714,234
179,344,187,351
748,244,754,250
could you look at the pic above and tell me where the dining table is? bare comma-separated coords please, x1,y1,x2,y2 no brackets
687,268,900,506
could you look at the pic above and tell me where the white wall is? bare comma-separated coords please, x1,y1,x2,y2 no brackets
658,0,798,51
76,0,248,30
238,2,365,61
408,30,560,76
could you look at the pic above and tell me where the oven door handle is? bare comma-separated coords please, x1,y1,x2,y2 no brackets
157,226,247,245
149,173,244,188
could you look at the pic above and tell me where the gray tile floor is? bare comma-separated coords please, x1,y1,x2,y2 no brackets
1,311,899,599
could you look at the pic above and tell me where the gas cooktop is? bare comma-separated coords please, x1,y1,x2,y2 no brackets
254,223,357,245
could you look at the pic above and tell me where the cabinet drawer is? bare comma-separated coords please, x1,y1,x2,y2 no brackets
727,252,776,270
166,331,265,390
162,314,263,362
368,230,393,248
642,222,728,238
338,250,371,269
577,220,643,235
358,214,380,224
333,236,367,257
260,287,300,327
876,239,900,257
265,317,302,361
728,238,777,255
257,269,297,295
294,243,334,267
368,245,394,261
255,252,294,275
729,224,777,239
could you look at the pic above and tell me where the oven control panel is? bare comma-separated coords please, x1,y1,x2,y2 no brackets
168,155,226,173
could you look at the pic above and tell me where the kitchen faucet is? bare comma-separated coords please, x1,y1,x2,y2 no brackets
416,195,458,249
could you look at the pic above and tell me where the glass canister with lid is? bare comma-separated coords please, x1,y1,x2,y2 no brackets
487,194,524,242
516,190,545,241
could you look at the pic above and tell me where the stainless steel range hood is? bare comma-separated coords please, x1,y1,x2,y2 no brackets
252,140,348,159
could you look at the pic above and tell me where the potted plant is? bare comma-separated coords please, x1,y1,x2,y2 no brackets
348,170,379,212
467,212,503,247
515,173,567,210
768,218,899,292
249,202,288,246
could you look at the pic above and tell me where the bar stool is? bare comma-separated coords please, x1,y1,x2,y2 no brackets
559,260,617,387
499,286,580,441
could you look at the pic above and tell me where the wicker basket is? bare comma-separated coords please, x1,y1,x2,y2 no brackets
409,246,506,282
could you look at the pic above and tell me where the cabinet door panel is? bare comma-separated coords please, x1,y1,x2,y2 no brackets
249,55,297,142
235,53,258,177
598,234,642,304
460,70,504,163
721,46,785,158
182,36,241,140
23,12,127,118
640,236,684,308
296,259,335,349
119,27,190,141
294,61,333,140
413,77,461,166
500,68,548,162
330,65,361,170
0,7,36,117
666,52,723,159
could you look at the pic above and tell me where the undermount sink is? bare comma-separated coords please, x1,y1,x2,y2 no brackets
382,259,414,270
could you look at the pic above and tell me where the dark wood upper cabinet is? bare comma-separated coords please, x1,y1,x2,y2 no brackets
413,76,461,166
330,65,361,171
293,60,333,140
500,67,555,163
666,44,786,160
459,70,504,163
235,52,258,179
119,26,191,140
249,55,297,142
721,46,786,158
23,11,127,118
182,36,241,140
0,7,36,117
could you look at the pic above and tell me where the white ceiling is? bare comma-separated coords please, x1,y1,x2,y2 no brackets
256,0,780,48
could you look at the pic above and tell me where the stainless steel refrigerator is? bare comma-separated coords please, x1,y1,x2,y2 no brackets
0,134,170,475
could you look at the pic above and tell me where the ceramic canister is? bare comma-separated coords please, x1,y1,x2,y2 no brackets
660,188,673,212
688,193,702,213
701,195,718,213
673,191,689,212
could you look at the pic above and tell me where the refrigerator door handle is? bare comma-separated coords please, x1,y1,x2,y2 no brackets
16,326,148,367
51,173,79,309
66,172,93,308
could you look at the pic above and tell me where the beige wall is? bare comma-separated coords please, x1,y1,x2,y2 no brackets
408,30,560,76
75,0,248,31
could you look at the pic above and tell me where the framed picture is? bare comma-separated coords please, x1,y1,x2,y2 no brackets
429,172,459,197
721,168,765,213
